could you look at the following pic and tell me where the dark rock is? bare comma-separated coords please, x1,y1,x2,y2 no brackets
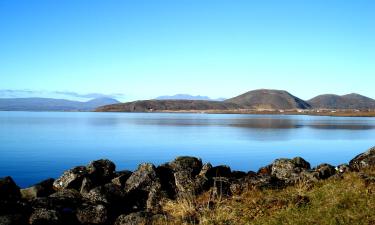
230,174,285,194
82,183,125,205
21,178,55,200
206,165,232,178
87,159,116,184
292,157,311,170
231,171,248,179
315,163,336,179
156,164,177,199
29,208,61,225
76,203,108,225
0,214,27,225
53,166,87,190
112,171,132,188
114,212,152,225
80,177,94,194
349,147,375,171
125,163,164,213
0,176,21,201
169,157,202,197
169,156,203,177
47,189,82,209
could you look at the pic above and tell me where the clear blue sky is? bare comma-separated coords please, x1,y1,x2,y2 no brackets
0,0,374,101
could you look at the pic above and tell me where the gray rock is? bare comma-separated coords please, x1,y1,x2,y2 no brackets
76,204,108,225
53,166,87,190
125,163,164,213
21,178,55,200
114,212,152,225
125,163,158,193
29,208,61,225
315,163,336,179
169,157,202,197
112,170,132,188
349,147,375,171
169,156,203,177
270,157,311,184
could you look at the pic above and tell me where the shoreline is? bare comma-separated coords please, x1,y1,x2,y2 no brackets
97,109,375,117
1,147,374,224
2,110,375,117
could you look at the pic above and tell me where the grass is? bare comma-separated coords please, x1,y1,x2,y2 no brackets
153,169,375,225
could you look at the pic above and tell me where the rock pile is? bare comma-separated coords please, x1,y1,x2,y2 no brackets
0,146,374,225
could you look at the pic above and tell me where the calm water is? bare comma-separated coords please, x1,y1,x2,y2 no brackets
0,111,374,188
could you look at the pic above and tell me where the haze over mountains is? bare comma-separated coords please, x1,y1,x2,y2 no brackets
156,94,225,101
96,89,375,112
0,97,119,111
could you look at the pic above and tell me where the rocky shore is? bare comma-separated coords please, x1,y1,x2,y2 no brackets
1,147,374,225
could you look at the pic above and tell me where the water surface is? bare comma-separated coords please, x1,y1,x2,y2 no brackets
0,112,374,187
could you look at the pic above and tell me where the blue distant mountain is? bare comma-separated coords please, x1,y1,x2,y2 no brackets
0,97,120,111
156,94,225,101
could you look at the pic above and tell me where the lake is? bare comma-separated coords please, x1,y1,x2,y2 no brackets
0,111,374,188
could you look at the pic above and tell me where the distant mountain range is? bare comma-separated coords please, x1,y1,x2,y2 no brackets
0,97,120,111
155,94,225,101
96,89,375,112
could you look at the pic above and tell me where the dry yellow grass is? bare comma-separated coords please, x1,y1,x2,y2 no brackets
152,169,375,225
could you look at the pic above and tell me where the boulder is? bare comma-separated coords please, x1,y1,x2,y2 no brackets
231,171,248,179
206,165,232,178
80,177,94,194
21,178,55,200
169,156,203,177
111,170,132,188
125,163,158,193
0,176,21,201
169,157,202,197
46,189,82,209
270,157,311,184
53,166,87,190
82,183,125,205
349,147,375,171
211,177,231,198
155,164,177,199
230,174,285,194
315,163,336,179
87,159,116,184
125,163,164,213
29,208,61,225
76,203,108,225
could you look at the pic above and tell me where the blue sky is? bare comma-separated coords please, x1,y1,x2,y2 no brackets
0,0,374,101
